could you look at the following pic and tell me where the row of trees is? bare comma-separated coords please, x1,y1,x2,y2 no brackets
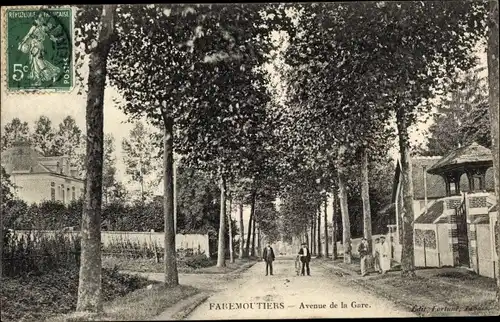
267,2,492,275
36,1,498,313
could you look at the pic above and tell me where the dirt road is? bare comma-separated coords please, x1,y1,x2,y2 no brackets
186,257,416,319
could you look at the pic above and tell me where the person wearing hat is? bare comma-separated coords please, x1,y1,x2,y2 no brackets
298,242,311,276
262,243,275,276
357,237,369,276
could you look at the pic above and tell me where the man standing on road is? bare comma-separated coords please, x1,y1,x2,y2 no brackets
298,242,311,276
262,243,275,276
357,237,369,277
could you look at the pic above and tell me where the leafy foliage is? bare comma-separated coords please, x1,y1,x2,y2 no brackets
1,118,31,151
1,167,16,208
122,122,160,202
422,66,491,155
32,116,57,156
2,230,81,277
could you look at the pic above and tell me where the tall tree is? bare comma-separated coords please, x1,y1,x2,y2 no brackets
361,148,373,252
486,0,499,306
251,209,257,257
238,203,244,259
331,191,338,260
1,118,31,151
122,122,159,203
107,4,218,285
54,116,82,163
102,133,119,205
423,67,490,155
324,195,329,258
76,4,116,313
32,116,56,156
337,147,352,263
227,195,234,263
245,190,256,257
317,201,322,258
217,176,227,266
73,134,88,178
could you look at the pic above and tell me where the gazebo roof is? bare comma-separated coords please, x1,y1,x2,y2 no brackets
427,142,493,175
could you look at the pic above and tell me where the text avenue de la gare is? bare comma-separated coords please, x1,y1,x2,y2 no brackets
209,301,371,310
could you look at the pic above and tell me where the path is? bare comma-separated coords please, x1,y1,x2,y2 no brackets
185,257,416,319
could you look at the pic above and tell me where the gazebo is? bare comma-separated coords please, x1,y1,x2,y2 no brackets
426,142,493,196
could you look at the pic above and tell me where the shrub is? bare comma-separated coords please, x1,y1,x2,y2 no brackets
2,229,81,277
0,266,149,322
182,254,214,269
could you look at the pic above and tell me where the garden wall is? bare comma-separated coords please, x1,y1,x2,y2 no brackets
13,230,210,258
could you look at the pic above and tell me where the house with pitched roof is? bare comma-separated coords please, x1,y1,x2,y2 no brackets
385,142,497,278
1,142,84,205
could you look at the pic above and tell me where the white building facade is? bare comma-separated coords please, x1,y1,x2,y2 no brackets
1,142,84,205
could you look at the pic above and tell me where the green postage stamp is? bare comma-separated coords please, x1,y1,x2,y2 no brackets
3,7,74,92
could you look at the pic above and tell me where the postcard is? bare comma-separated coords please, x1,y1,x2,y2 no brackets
1,2,499,321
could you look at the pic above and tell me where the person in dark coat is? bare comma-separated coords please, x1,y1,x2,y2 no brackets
357,237,369,277
262,243,275,276
298,242,311,276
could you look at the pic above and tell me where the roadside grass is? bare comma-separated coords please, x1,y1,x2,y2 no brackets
0,267,149,322
47,284,200,322
322,258,498,317
102,256,256,274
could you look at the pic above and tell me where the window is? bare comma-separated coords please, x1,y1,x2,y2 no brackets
51,182,55,201
72,187,76,200
61,185,65,203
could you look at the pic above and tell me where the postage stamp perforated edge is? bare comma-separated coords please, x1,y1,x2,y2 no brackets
1,5,76,95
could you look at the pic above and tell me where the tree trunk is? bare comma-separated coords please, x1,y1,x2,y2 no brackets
217,175,227,267
251,209,257,257
173,158,177,233
257,224,261,257
361,147,373,253
332,191,338,260
309,221,313,251
0,195,2,277
396,109,416,278
324,196,329,258
245,190,256,257
162,115,178,286
487,0,500,306
238,203,245,259
338,145,351,264
76,5,115,312
228,196,234,263
317,202,322,258
311,212,316,255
